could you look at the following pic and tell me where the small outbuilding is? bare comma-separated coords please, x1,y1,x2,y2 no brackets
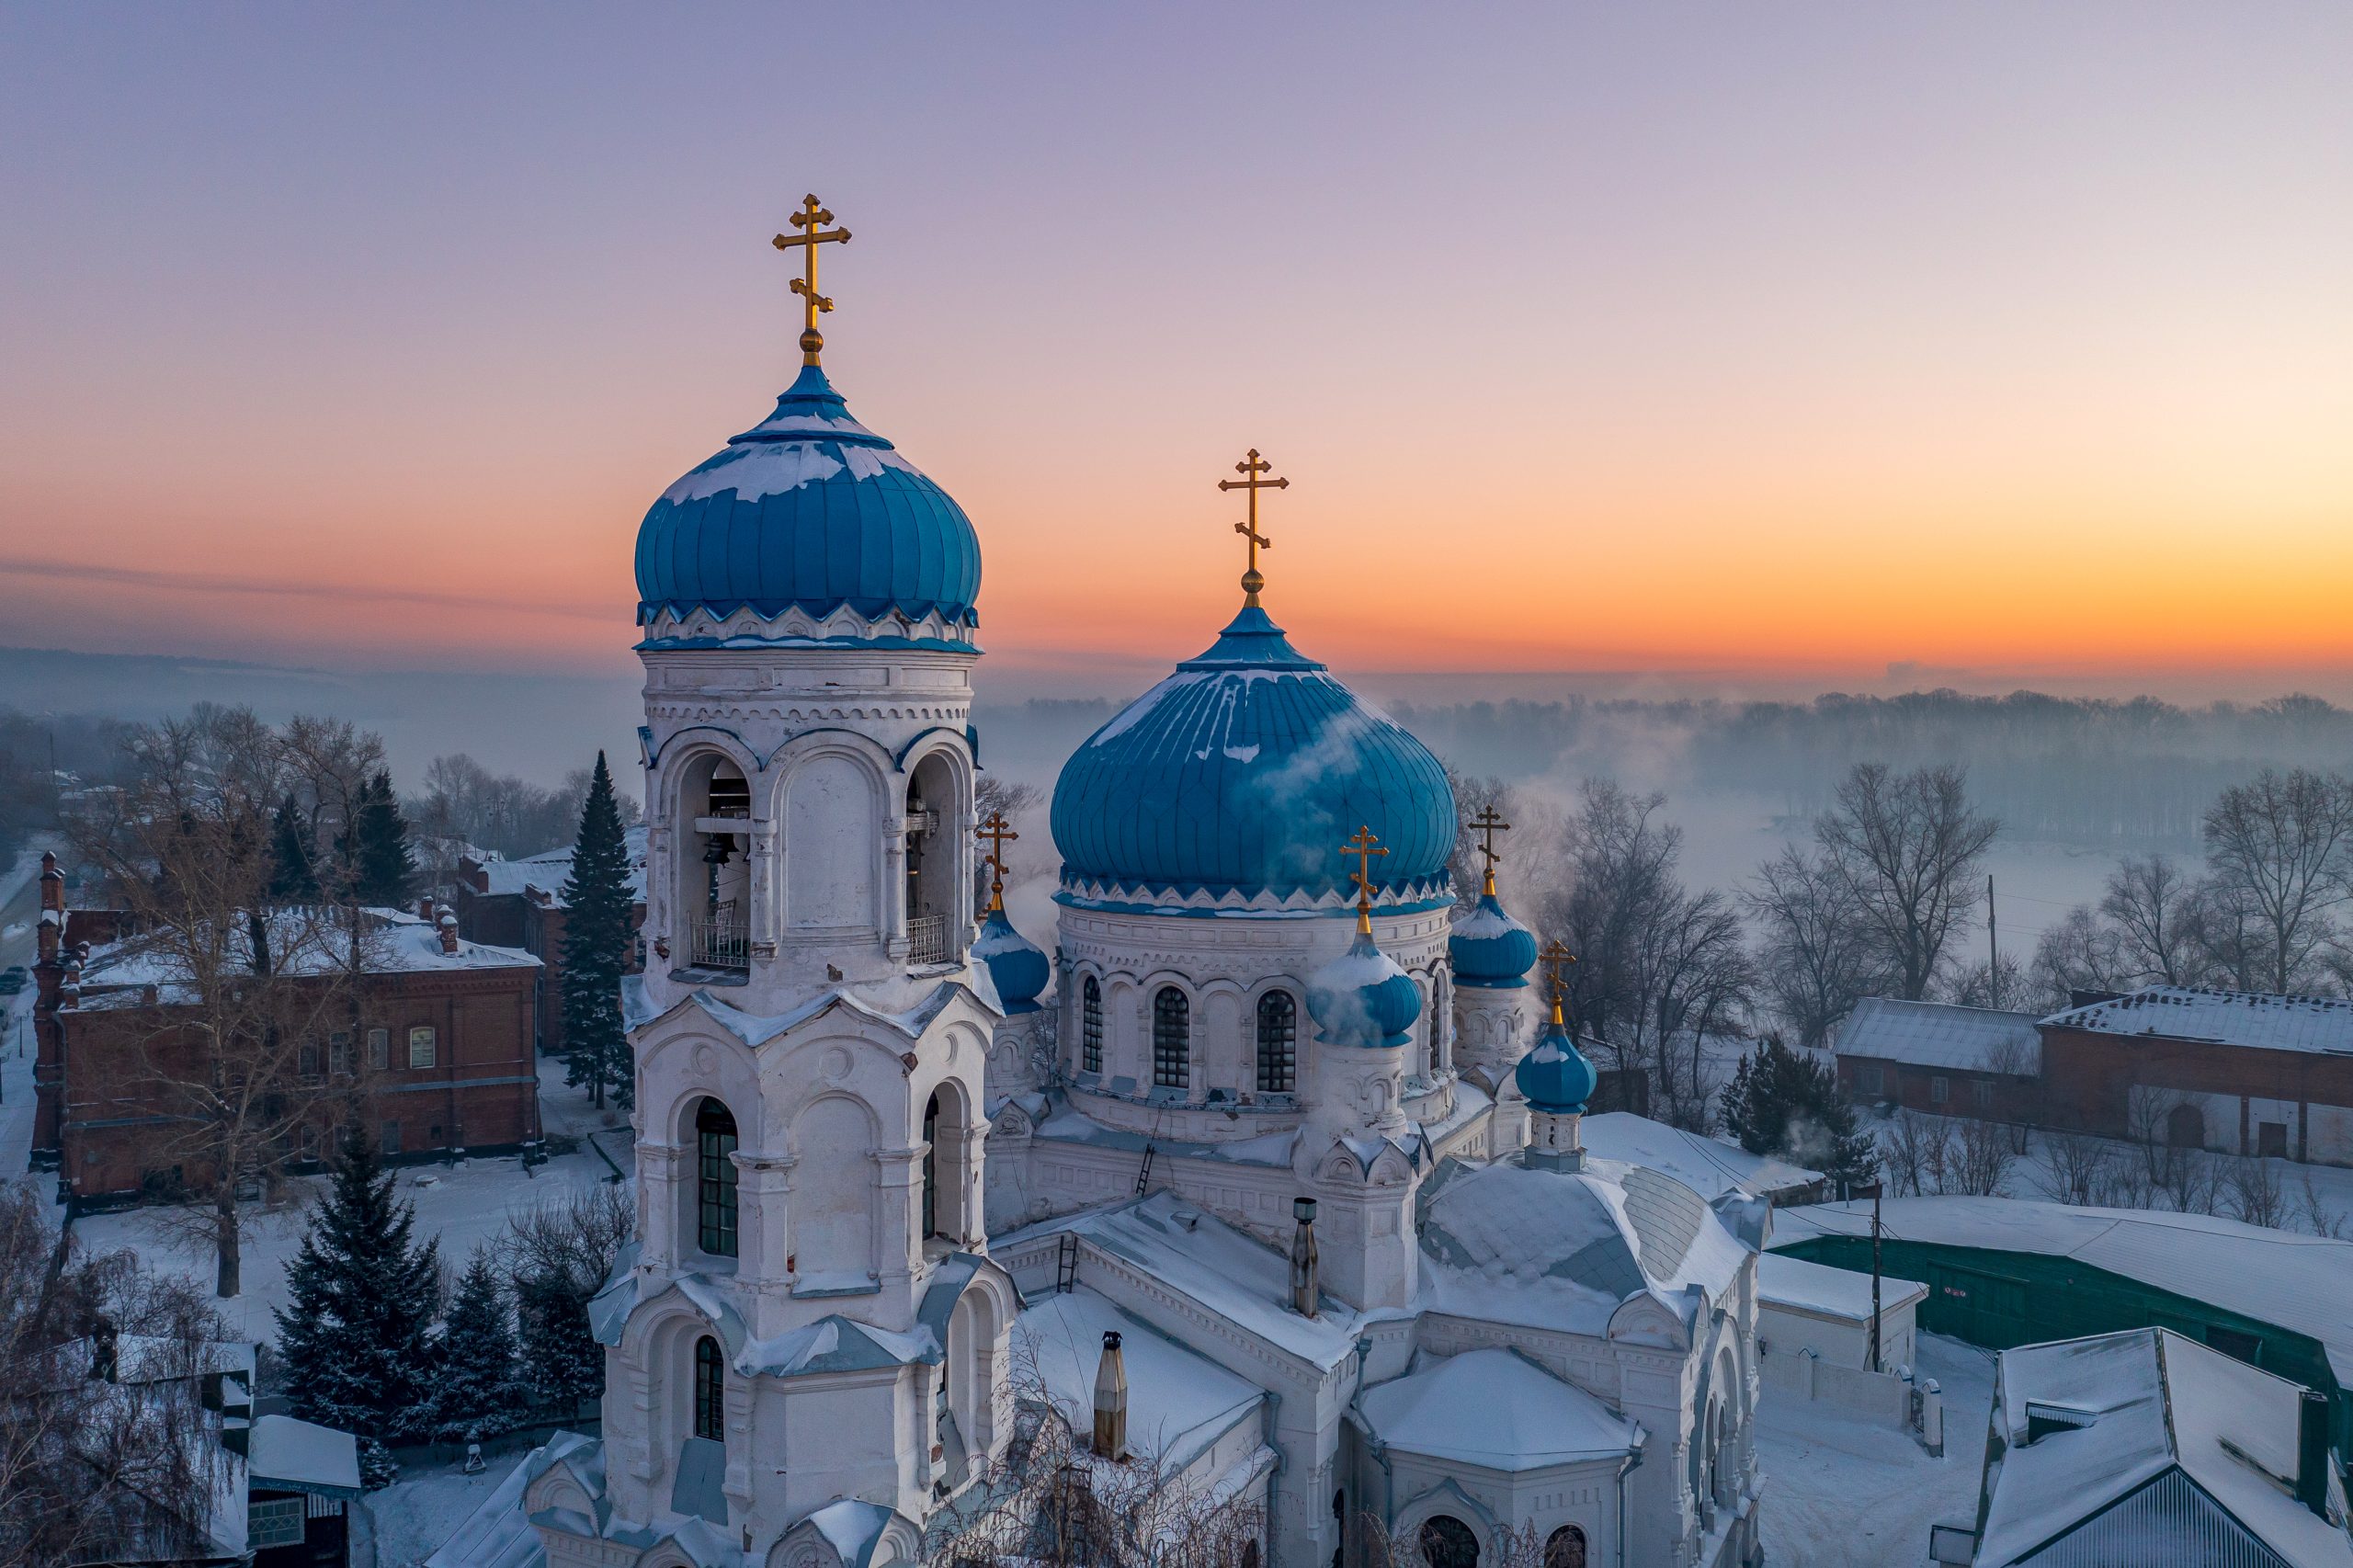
1756,1253,1926,1372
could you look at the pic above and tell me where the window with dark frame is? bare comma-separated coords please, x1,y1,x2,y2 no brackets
1081,976,1103,1074
368,1027,390,1071
1256,991,1297,1093
1152,987,1188,1089
693,1335,725,1439
696,1097,740,1257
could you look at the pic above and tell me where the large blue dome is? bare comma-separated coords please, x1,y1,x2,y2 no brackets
634,365,981,639
1051,606,1456,908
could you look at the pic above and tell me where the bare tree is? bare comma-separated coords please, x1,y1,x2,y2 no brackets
1880,1111,1953,1197
1947,1117,2016,1197
1540,781,1684,1066
2201,767,2353,994
2029,906,2129,1008
1746,844,1885,1050
2295,1170,2348,1239
0,1180,239,1568
2035,1129,2113,1206
2101,854,2208,986
2157,1146,2223,1216
1816,764,1999,1000
2227,1153,2287,1230
2123,1085,2196,1181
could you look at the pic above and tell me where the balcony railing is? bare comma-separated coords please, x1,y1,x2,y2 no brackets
906,914,947,967
688,916,748,971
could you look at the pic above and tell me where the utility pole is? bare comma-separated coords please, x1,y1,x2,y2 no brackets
1987,873,1998,1003
1869,1181,1884,1373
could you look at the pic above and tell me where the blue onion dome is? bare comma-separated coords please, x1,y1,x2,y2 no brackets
1306,928,1424,1049
1050,606,1457,907
971,906,1049,1014
633,364,982,644
1516,1006,1597,1113
1449,884,1538,989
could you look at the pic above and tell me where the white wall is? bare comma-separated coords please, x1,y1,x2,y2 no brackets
1757,1299,1916,1373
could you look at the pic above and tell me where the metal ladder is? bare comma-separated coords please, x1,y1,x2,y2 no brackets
1133,1140,1157,1196
1054,1232,1079,1295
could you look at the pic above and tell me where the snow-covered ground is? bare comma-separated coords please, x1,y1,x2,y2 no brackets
1756,1332,1992,1568
366,1455,525,1568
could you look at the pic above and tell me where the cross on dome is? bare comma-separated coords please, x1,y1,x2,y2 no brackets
1539,937,1577,1026
1467,804,1511,896
976,811,1017,913
1340,824,1388,934
1217,449,1288,606
772,194,852,366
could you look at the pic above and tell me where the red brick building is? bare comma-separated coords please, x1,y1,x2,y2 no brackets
30,855,543,1208
447,824,646,1055
1833,995,2045,1122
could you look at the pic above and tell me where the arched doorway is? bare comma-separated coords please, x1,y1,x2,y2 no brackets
1418,1516,1479,1568
2167,1102,2205,1149
1542,1527,1586,1568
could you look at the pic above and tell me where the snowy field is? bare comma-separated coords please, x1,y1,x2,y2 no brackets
1757,1333,1993,1568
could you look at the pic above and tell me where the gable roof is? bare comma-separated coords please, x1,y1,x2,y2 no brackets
1836,995,2042,1073
1017,1287,1266,1477
2040,985,2353,1057
1356,1347,1639,1471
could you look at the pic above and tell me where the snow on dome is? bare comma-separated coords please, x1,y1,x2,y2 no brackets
1449,890,1537,988
1305,930,1422,1049
633,363,982,637
970,907,1049,1014
1515,1012,1597,1113
1050,605,1456,905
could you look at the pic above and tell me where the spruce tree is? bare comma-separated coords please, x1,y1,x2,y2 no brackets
516,1264,605,1420
1720,1037,1881,1192
267,793,321,903
347,771,416,906
559,753,635,1111
272,1130,442,1456
433,1248,524,1441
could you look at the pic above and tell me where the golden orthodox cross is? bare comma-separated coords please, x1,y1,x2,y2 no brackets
1539,938,1577,1024
1217,449,1288,606
1340,824,1388,933
1467,805,1511,894
772,194,852,366
976,811,1017,912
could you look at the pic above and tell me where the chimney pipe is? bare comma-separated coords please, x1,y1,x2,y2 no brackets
437,906,460,956
1290,1197,1319,1318
2298,1389,2334,1518
1092,1330,1127,1458
36,854,63,962
418,895,435,922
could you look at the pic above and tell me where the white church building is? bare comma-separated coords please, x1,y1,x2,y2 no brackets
464,201,1766,1568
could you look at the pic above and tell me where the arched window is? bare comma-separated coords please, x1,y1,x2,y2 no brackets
1419,1516,1479,1568
1256,991,1297,1093
1081,976,1103,1074
1542,1526,1587,1568
1153,988,1189,1089
695,1097,739,1257
923,1092,941,1240
692,1335,724,1441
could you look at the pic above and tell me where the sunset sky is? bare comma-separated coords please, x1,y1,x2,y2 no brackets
3,4,2349,699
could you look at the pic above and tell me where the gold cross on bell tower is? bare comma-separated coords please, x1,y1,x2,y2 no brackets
975,811,1017,913
772,194,852,366
1340,824,1388,935
1467,805,1511,897
1218,449,1289,607
1539,938,1577,1027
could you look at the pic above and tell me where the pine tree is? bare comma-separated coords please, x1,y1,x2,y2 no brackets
432,1248,524,1441
272,1130,442,1458
516,1264,605,1420
559,753,636,1111
267,793,321,903
347,771,416,907
1720,1037,1881,1192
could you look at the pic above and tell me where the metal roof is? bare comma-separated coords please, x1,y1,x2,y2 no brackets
1836,995,2043,1073
2041,985,2353,1057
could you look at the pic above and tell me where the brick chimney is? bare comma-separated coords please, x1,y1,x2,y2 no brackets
1091,1330,1127,1458
36,852,63,962
418,895,436,922
437,906,460,956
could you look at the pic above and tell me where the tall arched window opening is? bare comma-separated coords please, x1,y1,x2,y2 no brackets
1542,1527,1587,1568
692,1335,724,1441
695,1097,739,1257
1153,989,1189,1089
1419,1516,1479,1568
1256,991,1297,1093
923,1092,942,1239
1081,977,1103,1074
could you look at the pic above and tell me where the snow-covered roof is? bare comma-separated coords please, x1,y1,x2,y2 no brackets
2040,984,2353,1057
626,976,988,1052
1978,1329,2352,1568
1836,996,2042,1073
1356,1347,1639,1471
1756,1252,1925,1324
470,824,650,906
77,906,535,1006
1578,1112,1824,1202
246,1413,362,1497
1417,1155,1755,1339
427,1430,599,1568
1017,1288,1265,1476
996,1192,1368,1371
1774,1196,2353,1383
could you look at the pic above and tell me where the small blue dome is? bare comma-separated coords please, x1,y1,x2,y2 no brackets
1051,607,1457,905
634,365,982,637
1449,890,1538,988
971,907,1049,1015
1306,930,1423,1049
1516,1014,1597,1113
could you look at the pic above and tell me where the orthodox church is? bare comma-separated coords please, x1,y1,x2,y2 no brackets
483,199,1765,1568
